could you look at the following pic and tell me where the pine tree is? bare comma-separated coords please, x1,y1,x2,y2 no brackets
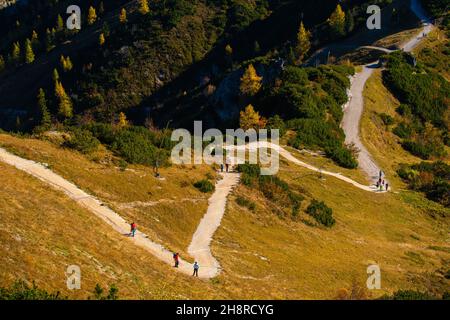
31,30,38,43
65,56,73,71
0,55,5,72
55,81,73,118
345,10,355,34
119,8,127,24
60,55,73,72
296,21,311,64
37,88,51,129
118,112,129,128
254,41,260,54
225,44,233,56
56,14,64,31
240,104,266,130
53,68,60,82
138,0,150,15
46,28,54,52
99,33,105,46
240,64,262,96
11,42,21,64
328,4,346,38
24,39,35,64
99,1,105,15
88,6,97,25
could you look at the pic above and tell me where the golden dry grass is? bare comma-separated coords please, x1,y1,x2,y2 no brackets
1,132,449,299
0,161,223,299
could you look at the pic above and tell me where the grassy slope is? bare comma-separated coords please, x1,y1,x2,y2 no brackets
1,133,449,299
0,133,214,260
0,161,223,299
413,28,450,81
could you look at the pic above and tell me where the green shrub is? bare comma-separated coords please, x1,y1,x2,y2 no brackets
193,179,215,193
306,200,335,227
379,113,394,125
238,164,303,218
63,128,100,154
384,51,449,158
111,129,168,167
236,196,256,211
383,290,436,300
325,145,358,169
236,163,260,177
397,161,450,207
393,122,413,139
0,280,64,300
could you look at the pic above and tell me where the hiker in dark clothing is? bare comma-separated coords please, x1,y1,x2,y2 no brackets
130,222,137,237
173,252,179,268
193,262,199,277
225,163,229,172
220,164,224,172
386,183,389,191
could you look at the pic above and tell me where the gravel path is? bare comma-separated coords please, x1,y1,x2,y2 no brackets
341,0,433,185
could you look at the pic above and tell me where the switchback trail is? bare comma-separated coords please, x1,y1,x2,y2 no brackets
0,147,239,278
341,0,433,184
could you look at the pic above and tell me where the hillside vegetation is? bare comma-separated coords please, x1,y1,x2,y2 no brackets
1,133,449,299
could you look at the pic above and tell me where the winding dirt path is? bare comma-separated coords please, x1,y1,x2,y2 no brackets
188,172,240,276
341,0,433,184
0,146,239,278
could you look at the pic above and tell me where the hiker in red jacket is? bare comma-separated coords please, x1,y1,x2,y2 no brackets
173,252,179,268
130,222,137,237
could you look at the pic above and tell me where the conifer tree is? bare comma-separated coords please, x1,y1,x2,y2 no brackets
240,104,266,130
60,55,73,72
0,55,5,72
87,6,97,25
345,10,355,34
99,33,105,46
53,68,60,82
225,44,233,56
119,8,127,24
11,42,21,64
31,30,39,44
56,14,64,31
296,21,311,64
328,4,346,38
37,88,51,129
99,1,105,15
118,112,129,128
55,81,73,118
240,64,262,96
24,39,35,64
138,0,150,15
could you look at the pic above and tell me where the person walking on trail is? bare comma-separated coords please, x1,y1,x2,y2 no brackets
386,183,389,191
130,222,137,237
220,163,224,172
173,252,179,268
193,262,199,277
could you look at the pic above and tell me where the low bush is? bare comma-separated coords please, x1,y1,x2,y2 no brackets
236,196,256,211
306,200,335,227
379,113,394,125
237,164,304,218
397,161,450,207
193,179,215,193
63,128,100,154
0,281,64,300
